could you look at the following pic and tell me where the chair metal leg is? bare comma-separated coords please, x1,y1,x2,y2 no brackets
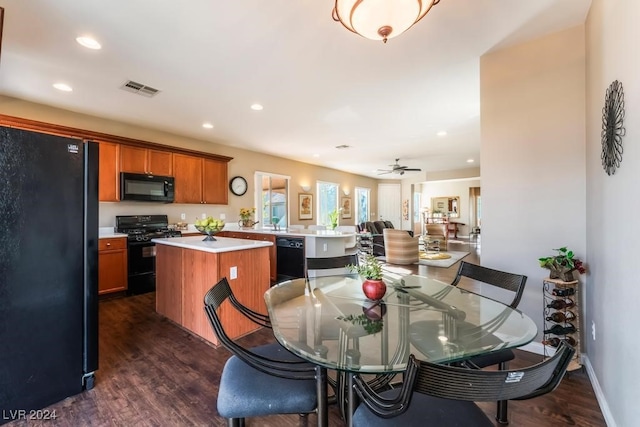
316,366,328,427
228,418,245,427
496,361,509,424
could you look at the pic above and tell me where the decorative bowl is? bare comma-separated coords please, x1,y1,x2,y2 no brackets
195,224,224,241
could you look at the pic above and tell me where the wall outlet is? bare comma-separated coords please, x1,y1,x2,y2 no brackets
230,266,238,280
180,213,186,220
201,213,207,219
592,321,596,341
220,213,226,220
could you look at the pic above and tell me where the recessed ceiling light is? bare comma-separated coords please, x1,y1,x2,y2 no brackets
437,130,447,137
250,103,263,111
76,36,101,50
202,122,214,129
467,159,474,163
53,83,73,92
313,154,320,158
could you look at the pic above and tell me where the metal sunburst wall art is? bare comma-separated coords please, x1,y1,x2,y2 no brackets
601,80,626,175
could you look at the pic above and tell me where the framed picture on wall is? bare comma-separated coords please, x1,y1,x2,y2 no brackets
299,193,313,220
341,197,352,219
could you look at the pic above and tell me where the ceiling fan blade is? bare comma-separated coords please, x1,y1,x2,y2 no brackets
377,170,393,175
403,168,422,172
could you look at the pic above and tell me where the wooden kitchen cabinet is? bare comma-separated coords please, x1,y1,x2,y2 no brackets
120,145,172,176
173,153,228,204
98,141,120,202
98,237,128,295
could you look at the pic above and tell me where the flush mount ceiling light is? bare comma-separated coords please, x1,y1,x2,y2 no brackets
53,83,73,92
76,36,101,50
202,122,214,129
250,103,263,111
332,0,441,43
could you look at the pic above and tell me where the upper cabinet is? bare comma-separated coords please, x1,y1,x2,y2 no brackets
120,145,172,176
173,154,228,204
98,141,120,202
0,115,234,205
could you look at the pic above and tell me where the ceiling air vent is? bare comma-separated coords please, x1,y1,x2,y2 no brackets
120,80,160,97
335,145,351,149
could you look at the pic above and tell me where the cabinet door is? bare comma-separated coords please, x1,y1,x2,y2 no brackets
98,141,119,202
173,153,203,203
98,249,128,294
148,149,172,176
202,158,228,204
120,145,147,173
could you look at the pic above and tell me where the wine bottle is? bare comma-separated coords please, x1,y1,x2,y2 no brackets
546,298,575,310
551,287,575,297
545,311,576,323
543,336,577,347
543,323,576,336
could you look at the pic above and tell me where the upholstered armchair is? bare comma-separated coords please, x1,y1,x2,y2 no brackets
383,229,420,265
425,224,448,251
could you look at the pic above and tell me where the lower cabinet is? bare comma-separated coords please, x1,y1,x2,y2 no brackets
218,231,277,282
98,237,128,295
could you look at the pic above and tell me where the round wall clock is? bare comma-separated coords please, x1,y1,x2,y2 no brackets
601,80,626,176
229,176,248,196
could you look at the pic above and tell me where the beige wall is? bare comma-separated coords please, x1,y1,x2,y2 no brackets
480,25,586,348
0,95,378,228
584,1,640,425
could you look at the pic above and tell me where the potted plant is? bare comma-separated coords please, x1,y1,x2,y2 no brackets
328,209,341,230
348,254,386,300
238,207,257,228
539,247,586,282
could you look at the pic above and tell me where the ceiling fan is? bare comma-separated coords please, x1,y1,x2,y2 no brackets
377,159,422,175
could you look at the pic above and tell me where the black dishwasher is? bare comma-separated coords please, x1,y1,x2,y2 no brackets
276,237,305,282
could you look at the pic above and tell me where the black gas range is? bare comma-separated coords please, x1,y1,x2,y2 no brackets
116,215,182,295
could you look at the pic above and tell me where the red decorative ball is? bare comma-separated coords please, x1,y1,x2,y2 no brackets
362,279,386,300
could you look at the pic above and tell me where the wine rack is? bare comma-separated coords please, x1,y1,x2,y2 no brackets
542,277,582,371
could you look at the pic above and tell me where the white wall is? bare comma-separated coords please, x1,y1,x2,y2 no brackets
585,1,640,425
480,26,586,353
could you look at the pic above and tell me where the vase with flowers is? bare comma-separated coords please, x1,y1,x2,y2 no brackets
348,254,386,300
238,207,258,229
538,246,586,282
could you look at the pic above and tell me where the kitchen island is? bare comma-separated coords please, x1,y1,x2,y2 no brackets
152,235,272,346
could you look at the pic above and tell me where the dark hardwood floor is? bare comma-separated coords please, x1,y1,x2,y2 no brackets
8,239,606,426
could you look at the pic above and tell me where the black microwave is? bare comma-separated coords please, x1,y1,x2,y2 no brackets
120,172,175,203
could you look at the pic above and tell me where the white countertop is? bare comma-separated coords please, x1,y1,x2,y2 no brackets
226,228,354,238
99,227,127,239
152,235,273,254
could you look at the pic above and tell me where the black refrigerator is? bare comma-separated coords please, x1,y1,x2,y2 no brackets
0,126,99,418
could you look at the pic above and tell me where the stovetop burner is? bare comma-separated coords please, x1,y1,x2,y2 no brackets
116,215,181,242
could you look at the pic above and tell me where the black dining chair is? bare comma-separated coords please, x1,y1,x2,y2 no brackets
450,260,528,423
305,253,359,280
351,342,575,427
203,277,319,427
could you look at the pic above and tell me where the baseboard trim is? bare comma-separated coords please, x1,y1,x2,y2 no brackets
583,356,615,427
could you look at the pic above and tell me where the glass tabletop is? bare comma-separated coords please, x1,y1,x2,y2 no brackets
264,274,537,374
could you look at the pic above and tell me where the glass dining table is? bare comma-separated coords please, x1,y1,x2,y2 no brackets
264,274,538,427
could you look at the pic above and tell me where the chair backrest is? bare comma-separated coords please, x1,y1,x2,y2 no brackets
382,229,419,265
203,278,316,380
308,225,327,231
425,223,447,238
413,342,574,401
451,261,527,308
306,254,359,280
373,221,387,234
364,221,380,234
383,221,394,229
353,342,575,419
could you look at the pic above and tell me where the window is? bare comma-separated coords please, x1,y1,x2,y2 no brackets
255,172,289,228
317,181,338,227
355,187,370,225
413,191,421,223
